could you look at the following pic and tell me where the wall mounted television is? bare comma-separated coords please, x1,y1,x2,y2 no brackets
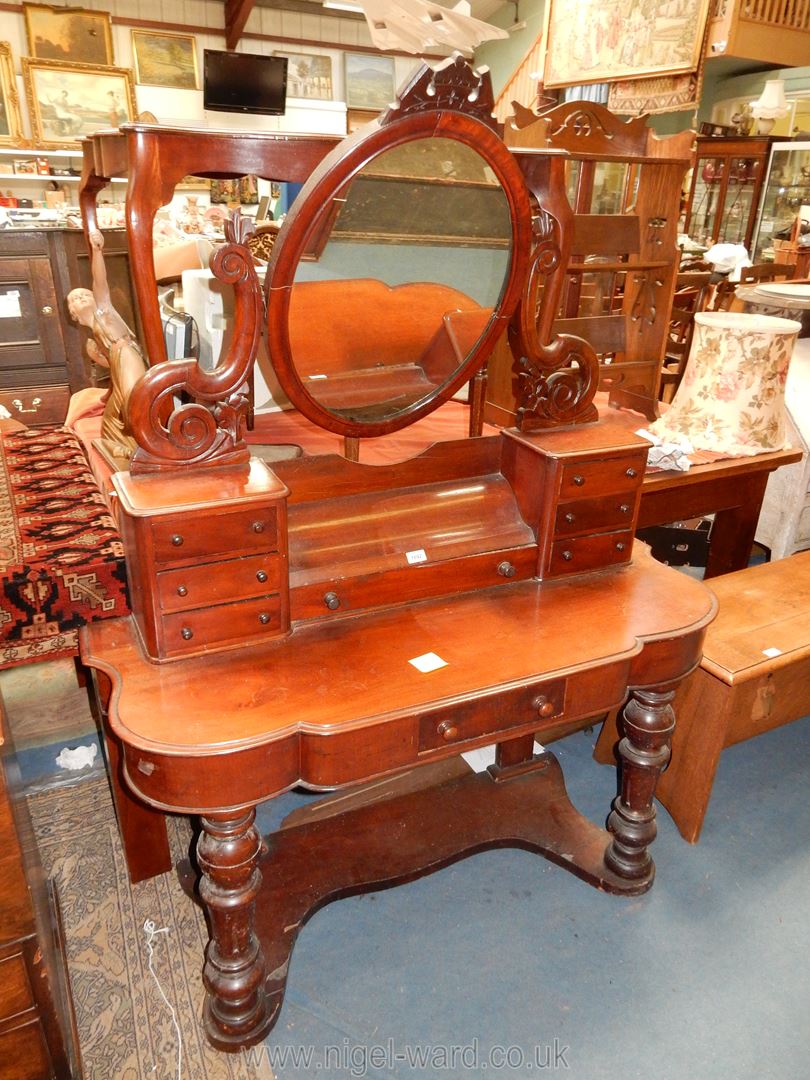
203,50,288,116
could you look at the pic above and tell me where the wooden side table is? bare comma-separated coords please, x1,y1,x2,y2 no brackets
595,550,810,841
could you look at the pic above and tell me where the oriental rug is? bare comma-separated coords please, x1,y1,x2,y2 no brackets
28,776,273,1080
0,426,129,668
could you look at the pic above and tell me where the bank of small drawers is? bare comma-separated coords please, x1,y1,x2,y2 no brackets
548,452,645,577
150,506,284,659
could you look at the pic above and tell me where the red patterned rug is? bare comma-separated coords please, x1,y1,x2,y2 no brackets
0,426,129,668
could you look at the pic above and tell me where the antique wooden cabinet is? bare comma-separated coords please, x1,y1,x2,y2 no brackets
80,58,716,1054
0,700,81,1078
682,135,774,251
0,227,139,425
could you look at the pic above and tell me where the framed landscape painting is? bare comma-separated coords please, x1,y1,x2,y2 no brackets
23,3,114,66
276,52,333,100
132,30,199,90
542,0,711,88
0,43,24,147
344,53,395,111
22,58,136,149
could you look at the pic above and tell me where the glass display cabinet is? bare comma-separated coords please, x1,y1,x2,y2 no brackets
751,140,810,271
683,135,774,250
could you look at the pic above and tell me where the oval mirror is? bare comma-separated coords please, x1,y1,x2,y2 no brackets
265,61,533,437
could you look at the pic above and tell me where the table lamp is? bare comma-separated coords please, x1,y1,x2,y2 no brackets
750,79,788,135
649,311,801,456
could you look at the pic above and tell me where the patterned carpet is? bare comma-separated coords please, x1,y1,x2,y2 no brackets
27,777,273,1080
0,427,129,668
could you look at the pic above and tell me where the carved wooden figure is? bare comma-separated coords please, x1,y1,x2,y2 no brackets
79,56,716,1053
66,228,147,459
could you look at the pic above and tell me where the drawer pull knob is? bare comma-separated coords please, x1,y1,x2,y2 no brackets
437,720,459,741
176,585,188,597
572,474,585,487
564,512,576,524
619,503,630,514
256,570,268,584
181,627,193,641
562,550,573,562
625,467,638,479
258,612,271,625
137,759,155,776
324,591,341,611
252,521,265,534
616,542,626,552
41,305,53,316
171,534,184,547
497,560,516,578
533,695,556,719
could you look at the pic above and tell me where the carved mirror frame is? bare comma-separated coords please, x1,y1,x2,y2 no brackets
263,56,534,439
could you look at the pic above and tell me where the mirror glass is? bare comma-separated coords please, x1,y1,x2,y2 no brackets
285,136,513,424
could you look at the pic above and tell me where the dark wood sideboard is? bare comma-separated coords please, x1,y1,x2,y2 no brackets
0,227,140,425
0,700,81,1078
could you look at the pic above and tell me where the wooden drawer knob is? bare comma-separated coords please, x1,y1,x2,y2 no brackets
256,570,268,584
533,695,556,718
572,474,585,486
181,627,193,641
562,550,573,562
252,521,265,534
565,512,576,524
619,504,630,514
497,560,516,578
176,584,188,597
171,534,184,547
437,719,459,741
324,591,341,610
625,467,638,479
258,612,271,625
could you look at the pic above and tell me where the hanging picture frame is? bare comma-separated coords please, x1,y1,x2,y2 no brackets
344,53,395,111
0,43,24,148
22,58,136,149
23,3,114,66
131,30,199,90
275,52,333,100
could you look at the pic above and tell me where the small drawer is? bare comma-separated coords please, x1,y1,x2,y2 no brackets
156,553,282,613
418,677,566,752
152,506,278,565
161,593,284,655
0,953,33,1020
554,493,637,538
548,530,633,577
559,454,645,499
0,385,69,427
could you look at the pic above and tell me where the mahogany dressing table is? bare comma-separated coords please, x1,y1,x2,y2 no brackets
80,60,716,1053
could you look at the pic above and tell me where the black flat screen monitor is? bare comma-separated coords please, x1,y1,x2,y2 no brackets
204,50,288,116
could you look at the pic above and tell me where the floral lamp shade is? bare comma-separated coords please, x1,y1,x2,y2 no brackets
649,311,801,456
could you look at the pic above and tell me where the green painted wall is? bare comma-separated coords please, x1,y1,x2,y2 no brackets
474,2,546,99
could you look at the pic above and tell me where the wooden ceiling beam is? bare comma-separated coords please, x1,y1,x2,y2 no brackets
225,0,257,49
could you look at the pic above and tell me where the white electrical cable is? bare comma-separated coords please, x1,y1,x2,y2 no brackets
143,918,183,1080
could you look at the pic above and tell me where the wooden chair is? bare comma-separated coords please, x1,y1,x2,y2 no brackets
712,261,794,312
659,271,712,403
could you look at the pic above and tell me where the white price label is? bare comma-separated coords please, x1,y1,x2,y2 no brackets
406,549,427,564
408,652,447,673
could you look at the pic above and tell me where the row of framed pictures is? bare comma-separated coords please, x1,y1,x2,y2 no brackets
0,48,397,151
16,4,397,105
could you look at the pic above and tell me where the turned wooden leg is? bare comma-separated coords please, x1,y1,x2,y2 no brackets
604,686,675,884
197,808,270,1052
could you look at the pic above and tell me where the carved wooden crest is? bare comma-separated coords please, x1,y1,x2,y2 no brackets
380,54,496,129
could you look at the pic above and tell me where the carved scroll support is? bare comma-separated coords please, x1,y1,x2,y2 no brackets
506,154,599,429
604,686,676,884
128,212,263,474
198,807,271,1051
